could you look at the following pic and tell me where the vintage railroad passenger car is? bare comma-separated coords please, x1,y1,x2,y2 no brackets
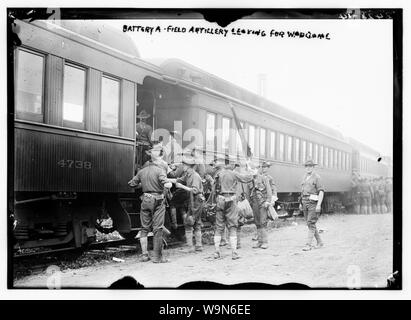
11,19,390,250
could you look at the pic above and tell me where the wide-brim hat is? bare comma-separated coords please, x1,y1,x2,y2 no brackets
304,159,317,167
137,110,150,119
260,161,272,168
145,144,164,156
181,156,196,166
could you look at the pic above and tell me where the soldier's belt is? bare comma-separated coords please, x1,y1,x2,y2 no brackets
143,192,164,200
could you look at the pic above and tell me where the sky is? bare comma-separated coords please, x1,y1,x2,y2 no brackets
105,18,393,157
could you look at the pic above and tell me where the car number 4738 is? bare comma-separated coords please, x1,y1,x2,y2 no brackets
57,160,92,169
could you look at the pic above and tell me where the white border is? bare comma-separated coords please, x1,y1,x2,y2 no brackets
1,0,409,300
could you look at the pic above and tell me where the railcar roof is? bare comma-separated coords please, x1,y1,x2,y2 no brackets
149,58,345,140
348,137,381,156
56,20,140,58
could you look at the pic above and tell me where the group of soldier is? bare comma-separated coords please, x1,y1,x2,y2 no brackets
130,110,394,263
128,110,327,263
351,172,392,215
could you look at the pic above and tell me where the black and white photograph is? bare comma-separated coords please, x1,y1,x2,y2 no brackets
5,6,401,292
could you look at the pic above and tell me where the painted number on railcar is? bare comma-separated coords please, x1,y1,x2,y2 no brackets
57,160,92,169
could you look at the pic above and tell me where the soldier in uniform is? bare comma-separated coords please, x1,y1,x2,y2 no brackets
128,144,173,263
250,162,273,249
351,172,361,214
261,161,278,203
170,156,205,252
163,130,182,165
135,110,153,169
376,176,387,214
370,178,379,214
213,157,254,259
299,159,325,251
167,160,187,231
359,177,373,215
385,177,393,213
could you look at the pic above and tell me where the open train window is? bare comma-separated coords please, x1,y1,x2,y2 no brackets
205,112,216,152
248,124,256,156
270,131,276,160
279,133,285,161
324,147,329,167
329,148,334,169
63,63,86,129
338,151,342,170
313,143,318,164
308,142,313,159
334,149,338,169
222,117,231,153
235,121,244,156
302,140,306,163
319,145,324,167
260,128,266,158
295,138,300,163
15,48,45,123
286,136,292,162
101,75,120,135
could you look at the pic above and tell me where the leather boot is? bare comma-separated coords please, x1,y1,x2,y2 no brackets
252,229,262,248
152,229,168,263
184,229,195,252
314,228,323,248
260,228,268,249
139,236,150,262
355,205,360,215
170,207,178,229
194,229,203,251
213,235,221,259
303,228,315,251
367,205,372,215
230,236,240,260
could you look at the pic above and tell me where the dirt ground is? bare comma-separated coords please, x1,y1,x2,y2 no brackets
13,213,393,289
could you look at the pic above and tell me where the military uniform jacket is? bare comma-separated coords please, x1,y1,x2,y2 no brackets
177,169,204,195
251,174,272,203
264,173,277,194
301,172,325,198
216,168,253,194
136,121,152,144
129,162,169,193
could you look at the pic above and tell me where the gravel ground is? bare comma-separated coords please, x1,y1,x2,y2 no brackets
13,213,393,289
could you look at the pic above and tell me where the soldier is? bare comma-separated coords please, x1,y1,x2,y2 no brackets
299,159,325,251
385,177,393,213
261,161,278,203
128,144,173,263
250,162,273,249
135,110,153,169
376,176,387,214
370,178,378,214
163,130,182,165
351,172,361,214
359,177,373,214
171,156,205,252
213,157,254,259
167,160,187,231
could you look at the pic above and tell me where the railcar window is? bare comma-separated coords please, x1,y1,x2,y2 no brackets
279,133,285,161
334,149,338,169
302,140,306,163
324,147,329,167
338,151,342,170
15,49,44,120
295,138,300,163
63,64,85,123
313,144,318,164
260,128,266,158
270,131,276,159
342,152,345,171
235,121,244,155
248,125,255,155
222,117,231,153
329,149,334,169
206,112,216,152
101,76,120,133
308,142,313,159
287,136,292,162
319,145,324,166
